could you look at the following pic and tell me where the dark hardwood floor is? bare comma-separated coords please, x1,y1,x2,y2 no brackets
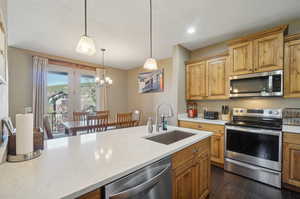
210,166,300,199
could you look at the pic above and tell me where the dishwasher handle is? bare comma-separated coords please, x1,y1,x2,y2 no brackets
108,163,171,199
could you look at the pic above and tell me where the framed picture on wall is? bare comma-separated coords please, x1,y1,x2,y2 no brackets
138,69,164,93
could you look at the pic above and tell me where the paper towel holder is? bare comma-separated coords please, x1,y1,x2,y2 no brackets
7,150,42,162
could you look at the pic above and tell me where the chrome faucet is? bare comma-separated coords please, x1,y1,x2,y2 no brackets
156,103,174,132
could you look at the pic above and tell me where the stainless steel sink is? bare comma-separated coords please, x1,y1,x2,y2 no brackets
145,130,195,145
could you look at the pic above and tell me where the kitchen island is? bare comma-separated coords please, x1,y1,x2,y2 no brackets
0,126,212,199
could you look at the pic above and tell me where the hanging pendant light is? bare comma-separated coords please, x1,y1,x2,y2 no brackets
143,0,158,70
76,0,96,56
96,49,113,87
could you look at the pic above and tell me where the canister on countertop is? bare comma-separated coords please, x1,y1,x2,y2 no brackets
187,102,198,118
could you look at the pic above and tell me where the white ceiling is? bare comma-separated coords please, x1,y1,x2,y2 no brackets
8,0,300,69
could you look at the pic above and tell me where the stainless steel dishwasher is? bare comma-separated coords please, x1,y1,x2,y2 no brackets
105,157,172,199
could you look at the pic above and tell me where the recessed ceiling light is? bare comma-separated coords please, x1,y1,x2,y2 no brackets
187,27,196,34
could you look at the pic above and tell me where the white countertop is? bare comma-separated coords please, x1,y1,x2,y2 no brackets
0,125,212,199
178,113,227,125
283,125,300,134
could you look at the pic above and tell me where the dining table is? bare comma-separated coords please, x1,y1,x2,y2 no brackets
62,119,138,136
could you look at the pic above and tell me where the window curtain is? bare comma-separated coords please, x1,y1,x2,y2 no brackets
96,68,108,111
32,56,48,128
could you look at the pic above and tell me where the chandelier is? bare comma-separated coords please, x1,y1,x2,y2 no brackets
95,49,113,87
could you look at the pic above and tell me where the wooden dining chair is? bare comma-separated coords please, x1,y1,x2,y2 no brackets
116,112,135,129
73,112,88,122
43,115,66,139
132,110,142,126
87,115,108,132
96,110,110,116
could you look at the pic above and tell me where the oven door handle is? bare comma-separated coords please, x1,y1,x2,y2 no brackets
225,125,281,136
108,164,171,199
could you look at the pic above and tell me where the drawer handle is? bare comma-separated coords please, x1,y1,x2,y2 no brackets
192,149,199,153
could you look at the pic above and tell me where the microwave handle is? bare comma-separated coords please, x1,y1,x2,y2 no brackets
268,75,273,92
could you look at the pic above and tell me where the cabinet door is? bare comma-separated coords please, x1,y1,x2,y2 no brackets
186,62,207,100
195,150,210,199
172,160,195,199
283,143,300,187
253,33,284,72
211,133,224,165
229,41,253,76
207,57,228,99
284,40,300,98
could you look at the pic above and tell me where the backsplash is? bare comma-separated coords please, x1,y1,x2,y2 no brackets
194,97,300,114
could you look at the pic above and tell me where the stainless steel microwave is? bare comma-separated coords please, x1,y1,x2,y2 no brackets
229,70,283,98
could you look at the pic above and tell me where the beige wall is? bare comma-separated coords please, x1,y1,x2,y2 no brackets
8,47,33,123
127,58,173,125
187,19,300,115
171,45,191,124
7,47,128,124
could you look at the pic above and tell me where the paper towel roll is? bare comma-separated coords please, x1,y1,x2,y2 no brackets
16,114,34,154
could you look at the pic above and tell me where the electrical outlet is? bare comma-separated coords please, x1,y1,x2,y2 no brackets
24,107,32,114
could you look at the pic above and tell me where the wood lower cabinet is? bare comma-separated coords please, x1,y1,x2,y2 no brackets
194,148,210,199
172,137,210,199
283,132,300,190
172,159,195,199
77,189,101,199
178,120,224,167
284,36,300,98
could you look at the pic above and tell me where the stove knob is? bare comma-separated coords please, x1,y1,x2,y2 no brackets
273,111,279,115
268,110,273,114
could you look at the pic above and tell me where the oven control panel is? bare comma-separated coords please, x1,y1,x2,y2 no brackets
233,108,282,118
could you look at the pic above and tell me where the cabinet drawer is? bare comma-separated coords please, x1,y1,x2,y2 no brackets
178,120,224,134
284,132,300,145
172,142,198,169
172,138,211,170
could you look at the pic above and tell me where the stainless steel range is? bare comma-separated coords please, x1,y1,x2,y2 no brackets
225,108,282,188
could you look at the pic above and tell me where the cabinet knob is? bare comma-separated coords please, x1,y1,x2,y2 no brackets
198,125,202,128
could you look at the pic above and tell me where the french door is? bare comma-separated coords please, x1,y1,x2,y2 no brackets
46,64,99,132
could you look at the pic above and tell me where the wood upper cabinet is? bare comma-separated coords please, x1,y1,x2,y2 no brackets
253,33,284,72
207,57,228,99
186,62,207,100
228,25,287,76
186,55,229,100
283,132,300,189
229,41,253,75
284,37,300,98
172,138,210,199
